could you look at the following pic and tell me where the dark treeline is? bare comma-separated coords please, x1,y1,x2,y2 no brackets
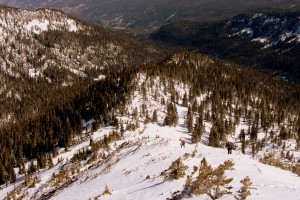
0,65,138,185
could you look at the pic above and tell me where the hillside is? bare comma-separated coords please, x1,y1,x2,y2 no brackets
0,5,159,125
0,0,299,32
1,52,300,199
0,5,299,200
151,10,300,82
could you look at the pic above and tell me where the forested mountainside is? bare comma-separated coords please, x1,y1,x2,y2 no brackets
0,0,299,32
0,5,299,200
151,10,300,82
1,50,300,192
0,6,159,125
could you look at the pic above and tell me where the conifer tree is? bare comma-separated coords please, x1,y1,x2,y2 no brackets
192,116,203,143
0,161,6,185
235,176,255,200
182,92,188,107
250,125,257,142
209,125,220,147
164,102,178,126
152,110,158,123
191,158,233,199
187,106,194,133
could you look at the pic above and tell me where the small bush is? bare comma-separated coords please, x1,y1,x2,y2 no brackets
102,185,112,196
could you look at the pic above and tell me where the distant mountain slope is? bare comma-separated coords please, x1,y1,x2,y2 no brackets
0,0,299,32
151,10,300,82
0,5,159,125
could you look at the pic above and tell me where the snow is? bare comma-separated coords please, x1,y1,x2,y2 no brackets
228,28,253,38
240,28,253,35
264,17,281,24
25,19,79,34
51,127,300,200
69,68,87,77
67,19,78,32
1,73,300,200
165,13,176,22
252,37,269,44
28,68,42,78
25,19,49,34
280,32,293,42
252,13,264,19
94,75,106,81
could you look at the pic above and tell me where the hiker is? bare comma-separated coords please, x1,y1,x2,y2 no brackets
225,141,234,154
180,139,186,148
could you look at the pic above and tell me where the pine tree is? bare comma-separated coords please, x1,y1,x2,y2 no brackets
0,161,6,185
162,158,188,181
192,116,203,143
209,125,220,147
191,158,233,199
239,129,246,142
240,129,246,154
235,176,255,200
164,102,178,126
190,157,212,195
242,141,246,154
250,125,258,142
152,110,158,123
187,106,194,133
182,92,188,107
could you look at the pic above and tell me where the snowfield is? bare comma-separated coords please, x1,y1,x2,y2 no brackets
52,126,300,200
1,73,300,200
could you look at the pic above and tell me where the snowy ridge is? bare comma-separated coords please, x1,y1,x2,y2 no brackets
0,6,87,83
0,5,138,123
227,11,300,49
0,7,82,36
1,73,300,200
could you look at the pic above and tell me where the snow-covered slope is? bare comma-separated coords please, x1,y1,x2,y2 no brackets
0,7,82,35
2,72,300,200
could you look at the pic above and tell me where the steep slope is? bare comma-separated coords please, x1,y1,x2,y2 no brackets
151,10,300,82
0,0,299,32
0,5,159,125
1,52,300,199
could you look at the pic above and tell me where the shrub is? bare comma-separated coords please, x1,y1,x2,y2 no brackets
235,176,255,200
190,158,233,199
162,158,188,181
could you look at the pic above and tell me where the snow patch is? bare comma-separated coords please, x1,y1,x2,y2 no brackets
28,68,41,78
67,19,78,32
280,32,293,41
240,28,253,36
252,37,269,44
94,75,106,81
264,16,281,24
25,19,49,34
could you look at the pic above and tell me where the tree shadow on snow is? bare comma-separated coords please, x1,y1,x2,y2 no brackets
127,181,164,194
